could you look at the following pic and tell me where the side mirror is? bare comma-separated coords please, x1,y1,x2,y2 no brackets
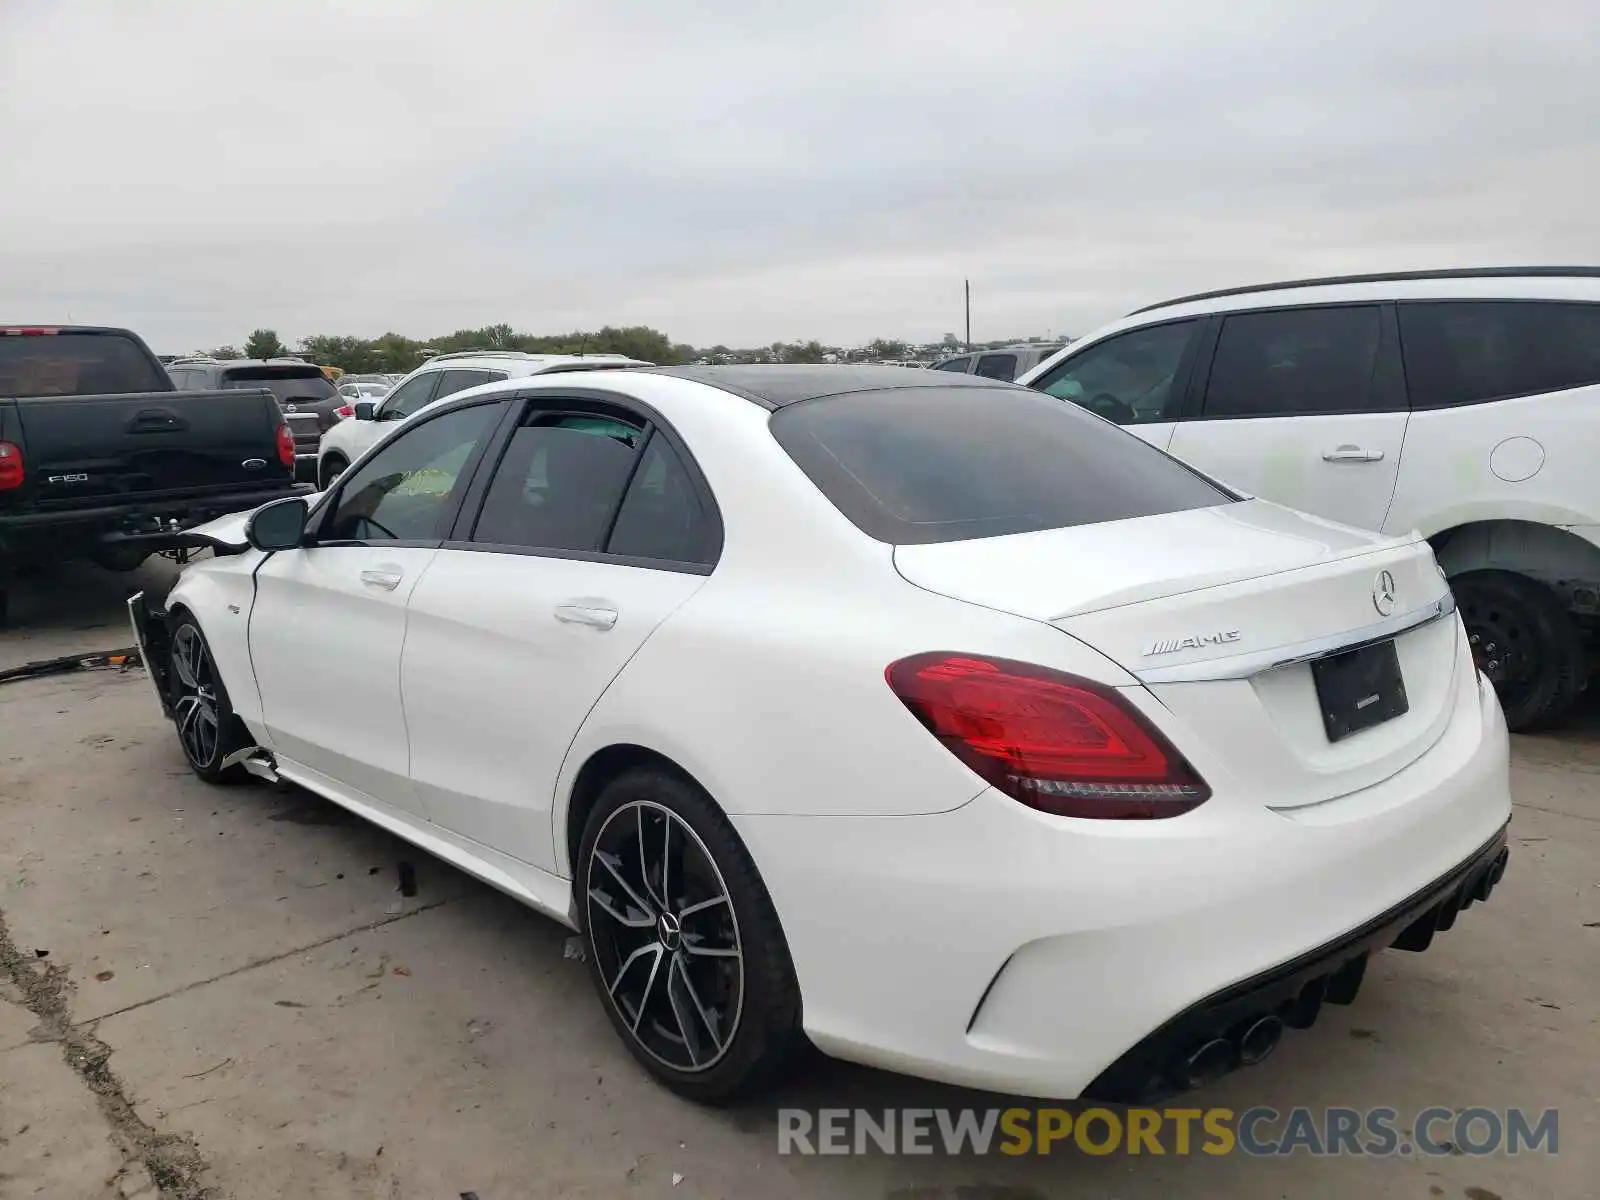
246,496,309,552
353,401,376,420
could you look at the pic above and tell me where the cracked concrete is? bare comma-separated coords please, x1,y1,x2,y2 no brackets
0,562,1596,1198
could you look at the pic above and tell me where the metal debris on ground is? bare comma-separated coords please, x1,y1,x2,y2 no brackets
0,646,142,687
563,936,586,962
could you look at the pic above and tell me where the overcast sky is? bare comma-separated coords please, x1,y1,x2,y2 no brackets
3,1,1597,353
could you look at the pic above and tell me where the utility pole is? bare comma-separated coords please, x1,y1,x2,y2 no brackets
964,279,971,350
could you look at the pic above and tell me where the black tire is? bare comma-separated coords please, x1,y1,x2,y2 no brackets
319,454,348,491
576,766,804,1103
1452,569,1585,732
167,615,251,783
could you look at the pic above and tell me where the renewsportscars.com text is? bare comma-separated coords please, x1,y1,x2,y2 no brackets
777,1106,1559,1157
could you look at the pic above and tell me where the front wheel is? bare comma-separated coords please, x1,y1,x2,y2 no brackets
169,618,250,783
319,454,348,491
1453,569,1585,732
577,767,804,1103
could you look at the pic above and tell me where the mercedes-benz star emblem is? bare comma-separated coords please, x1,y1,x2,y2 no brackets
1372,569,1398,616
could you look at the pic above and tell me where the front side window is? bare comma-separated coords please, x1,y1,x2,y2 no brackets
1398,300,1600,407
324,401,507,542
471,413,643,551
380,372,441,421
1202,306,1383,418
1033,320,1197,424
434,369,495,400
771,385,1233,545
974,353,1018,380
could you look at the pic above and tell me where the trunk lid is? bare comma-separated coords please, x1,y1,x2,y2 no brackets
10,388,292,505
894,500,1462,808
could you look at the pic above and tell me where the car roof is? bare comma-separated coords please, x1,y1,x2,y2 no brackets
1131,265,1600,318
637,364,1021,410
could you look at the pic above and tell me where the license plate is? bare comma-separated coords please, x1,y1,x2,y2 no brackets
1312,639,1408,742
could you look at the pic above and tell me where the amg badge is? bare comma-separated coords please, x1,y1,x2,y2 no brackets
1142,630,1241,657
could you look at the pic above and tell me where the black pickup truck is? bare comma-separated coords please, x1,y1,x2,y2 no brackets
0,325,309,618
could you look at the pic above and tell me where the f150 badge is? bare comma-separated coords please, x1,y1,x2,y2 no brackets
1142,630,1241,656
47,473,89,484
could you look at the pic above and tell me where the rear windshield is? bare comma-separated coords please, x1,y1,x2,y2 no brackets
222,367,336,402
0,332,168,397
770,384,1235,544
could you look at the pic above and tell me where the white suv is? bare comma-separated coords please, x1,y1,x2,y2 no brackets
1020,266,1600,730
317,351,648,489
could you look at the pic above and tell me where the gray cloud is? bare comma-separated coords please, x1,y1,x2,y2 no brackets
3,0,1598,352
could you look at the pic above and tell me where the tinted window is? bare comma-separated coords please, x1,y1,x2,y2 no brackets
435,369,494,399
471,413,643,551
932,356,972,373
1399,301,1600,407
325,401,506,542
0,332,168,397
221,367,336,403
1203,306,1382,418
381,372,441,420
167,369,195,389
974,353,1018,380
1034,321,1196,424
606,433,717,564
771,385,1233,545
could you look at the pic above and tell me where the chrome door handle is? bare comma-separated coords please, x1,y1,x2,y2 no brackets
359,566,404,590
554,603,618,630
1322,445,1385,463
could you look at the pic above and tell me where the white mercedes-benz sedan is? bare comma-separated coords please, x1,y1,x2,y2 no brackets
129,365,1511,1104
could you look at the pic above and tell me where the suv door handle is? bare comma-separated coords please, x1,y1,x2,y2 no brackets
554,602,618,631
359,566,404,590
1322,445,1385,463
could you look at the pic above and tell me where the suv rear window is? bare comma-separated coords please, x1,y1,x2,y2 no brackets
221,367,336,402
770,384,1234,544
0,332,168,397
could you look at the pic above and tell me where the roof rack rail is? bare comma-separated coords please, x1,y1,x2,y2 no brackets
425,349,536,361
1130,265,1600,315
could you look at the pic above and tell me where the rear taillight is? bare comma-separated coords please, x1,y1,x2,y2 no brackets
0,442,23,490
334,404,354,421
886,653,1210,819
275,422,295,469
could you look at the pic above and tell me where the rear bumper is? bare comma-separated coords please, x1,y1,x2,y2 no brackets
1084,822,1510,1102
733,662,1512,1100
0,482,310,553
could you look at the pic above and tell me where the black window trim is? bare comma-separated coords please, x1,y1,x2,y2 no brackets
1184,299,1407,422
300,395,518,551
1395,297,1600,411
1030,314,1206,427
440,386,724,576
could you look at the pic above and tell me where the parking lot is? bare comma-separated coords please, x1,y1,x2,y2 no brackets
0,562,1594,1200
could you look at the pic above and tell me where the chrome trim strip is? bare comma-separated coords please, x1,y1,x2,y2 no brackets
1134,592,1456,685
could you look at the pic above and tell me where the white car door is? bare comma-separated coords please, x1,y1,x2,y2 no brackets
1027,317,1204,451
1164,304,1409,532
249,397,511,810
401,400,717,870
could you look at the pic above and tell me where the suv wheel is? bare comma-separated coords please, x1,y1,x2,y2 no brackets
319,454,348,490
1453,569,1585,731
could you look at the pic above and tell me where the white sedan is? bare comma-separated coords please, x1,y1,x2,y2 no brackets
130,365,1511,1104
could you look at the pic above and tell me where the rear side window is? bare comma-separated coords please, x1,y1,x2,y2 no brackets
771,385,1234,545
974,353,1017,380
606,433,719,564
932,357,972,373
1202,306,1382,418
435,369,495,399
0,332,168,397
471,414,643,551
1398,301,1600,407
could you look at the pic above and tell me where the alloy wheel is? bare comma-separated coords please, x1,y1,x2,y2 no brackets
585,800,744,1072
170,625,221,769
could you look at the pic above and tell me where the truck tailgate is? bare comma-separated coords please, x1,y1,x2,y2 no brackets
10,388,290,506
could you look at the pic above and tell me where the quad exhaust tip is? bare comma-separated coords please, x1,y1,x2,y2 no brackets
1237,1015,1284,1065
